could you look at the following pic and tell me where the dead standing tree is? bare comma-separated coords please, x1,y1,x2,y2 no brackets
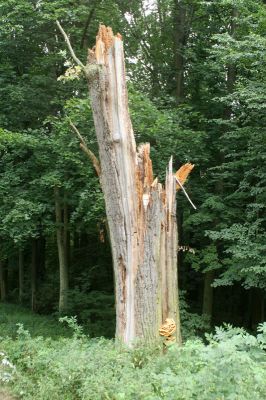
57,22,194,345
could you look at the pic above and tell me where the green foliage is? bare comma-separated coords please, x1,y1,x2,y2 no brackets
0,304,71,339
0,0,265,337
179,291,211,340
0,318,265,400
66,289,115,338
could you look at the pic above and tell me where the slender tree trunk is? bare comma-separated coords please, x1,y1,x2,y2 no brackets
0,260,7,302
63,196,70,274
31,240,37,312
224,7,238,118
19,250,24,303
251,288,265,330
86,26,182,345
80,0,102,49
173,0,187,103
37,236,46,282
54,186,69,314
202,270,214,317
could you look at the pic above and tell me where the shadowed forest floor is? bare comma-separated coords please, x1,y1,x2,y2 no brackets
0,390,17,400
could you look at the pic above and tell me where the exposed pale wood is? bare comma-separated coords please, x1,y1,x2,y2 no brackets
56,22,187,344
175,163,194,190
86,25,182,344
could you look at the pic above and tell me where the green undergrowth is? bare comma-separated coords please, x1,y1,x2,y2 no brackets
0,303,71,339
0,306,265,400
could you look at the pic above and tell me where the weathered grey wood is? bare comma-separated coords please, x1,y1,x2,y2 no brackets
86,26,182,344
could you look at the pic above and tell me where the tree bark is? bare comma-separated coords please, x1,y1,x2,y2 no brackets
224,7,238,118
86,26,182,345
0,260,7,302
251,288,265,330
31,240,37,311
54,186,69,314
37,236,46,282
63,196,70,275
202,270,214,317
19,249,24,303
173,0,187,103
80,0,101,49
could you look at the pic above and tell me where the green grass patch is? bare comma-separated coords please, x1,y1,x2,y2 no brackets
0,303,71,339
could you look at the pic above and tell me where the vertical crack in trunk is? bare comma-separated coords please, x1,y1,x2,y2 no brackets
87,25,183,345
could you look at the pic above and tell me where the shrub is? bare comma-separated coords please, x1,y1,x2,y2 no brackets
1,321,265,400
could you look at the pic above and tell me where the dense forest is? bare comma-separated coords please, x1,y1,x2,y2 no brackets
0,0,266,399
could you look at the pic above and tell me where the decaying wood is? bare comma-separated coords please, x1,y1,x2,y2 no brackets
57,22,194,345
175,163,194,190
85,25,194,345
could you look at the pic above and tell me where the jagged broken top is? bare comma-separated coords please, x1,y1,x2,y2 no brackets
94,25,122,63
175,163,194,190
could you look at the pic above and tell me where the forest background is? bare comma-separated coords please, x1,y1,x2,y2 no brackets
0,0,265,339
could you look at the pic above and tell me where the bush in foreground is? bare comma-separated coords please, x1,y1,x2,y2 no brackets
1,318,265,400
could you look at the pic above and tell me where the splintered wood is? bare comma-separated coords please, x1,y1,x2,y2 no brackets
175,163,194,190
93,25,123,64
87,25,193,345
136,143,154,211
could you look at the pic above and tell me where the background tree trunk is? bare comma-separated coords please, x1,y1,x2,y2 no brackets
202,270,214,317
173,0,187,103
31,240,37,311
19,250,24,303
54,186,69,314
224,7,238,118
86,26,181,345
251,288,265,330
63,196,70,275
0,260,7,302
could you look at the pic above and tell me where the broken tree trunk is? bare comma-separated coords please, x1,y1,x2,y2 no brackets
84,26,185,345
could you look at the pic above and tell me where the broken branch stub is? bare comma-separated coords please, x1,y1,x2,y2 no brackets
69,120,101,177
86,25,182,345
